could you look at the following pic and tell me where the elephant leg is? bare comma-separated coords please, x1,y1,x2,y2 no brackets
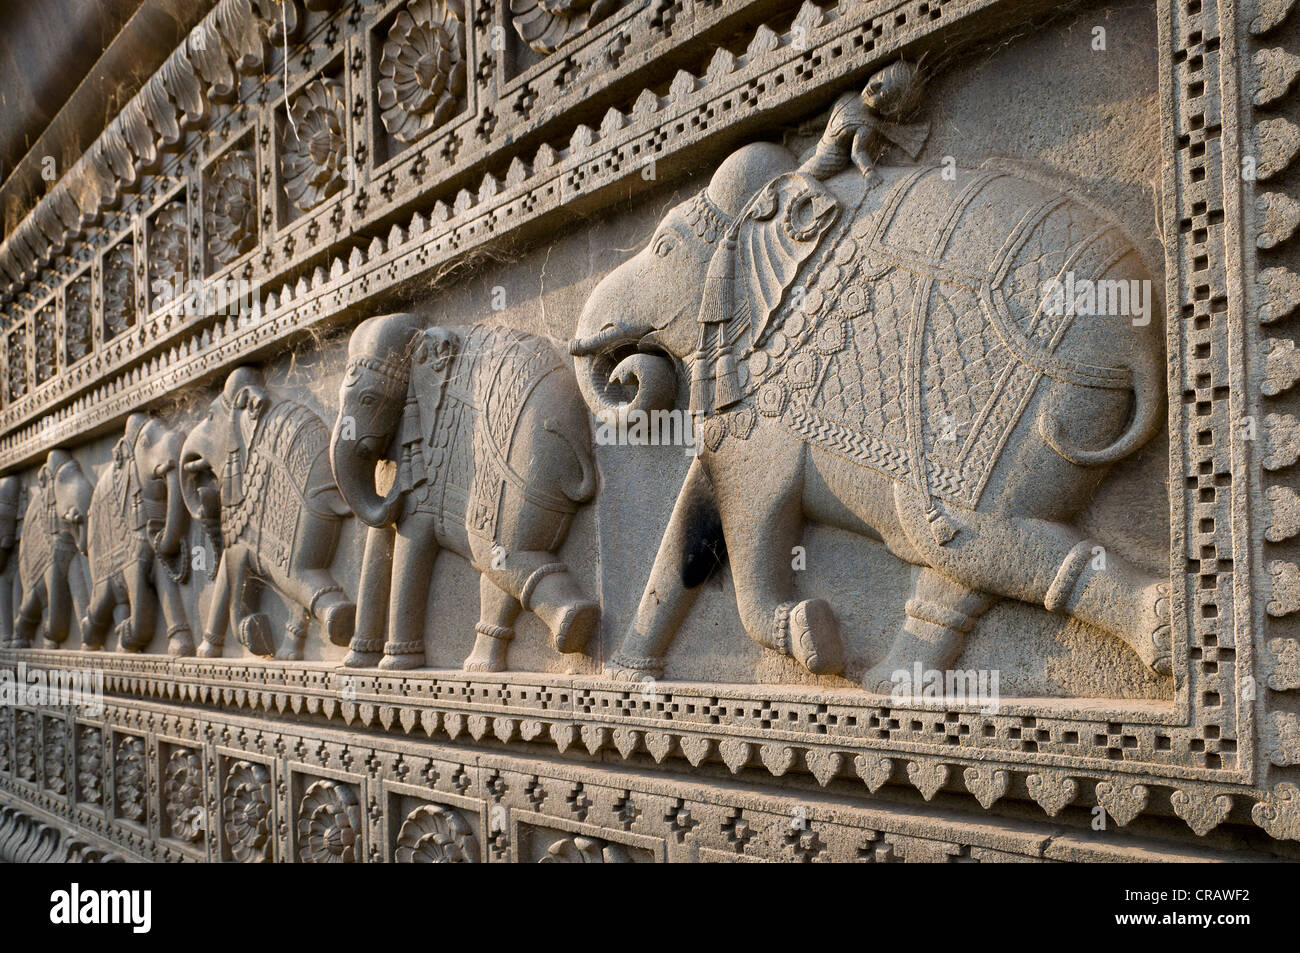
276,606,309,662
198,549,234,657
862,567,999,693
463,575,522,673
470,537,598,659
119,558,157,652
44,565,75,646
14,583,46,648
0,571,12,646
153,563,194,657
345,525,394,668
895,484,1170,675
81,578,118,650
608,457,723,681
273,565,355,649
376,514,439,671
198,551,230,656
708,438,845,676
229,551,273,657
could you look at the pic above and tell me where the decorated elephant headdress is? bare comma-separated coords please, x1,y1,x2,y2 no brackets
680,148,843,418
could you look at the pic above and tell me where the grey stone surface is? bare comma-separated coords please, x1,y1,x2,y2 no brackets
0,0,1296,863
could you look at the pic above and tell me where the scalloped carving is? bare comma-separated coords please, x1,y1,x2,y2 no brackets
1026,772,1077,816
1171,788,1232,836
1094,778,1149,826
962,765,1008,809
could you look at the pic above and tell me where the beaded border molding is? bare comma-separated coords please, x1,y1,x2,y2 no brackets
0,0,1296,849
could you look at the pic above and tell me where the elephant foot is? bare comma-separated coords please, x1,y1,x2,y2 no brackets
1134,581,1172,676
604,649,665,682
115,619,142,652
525,569,599,654
342,637,383,668
319,601,356,647
197,637,223,658
238,613,275,657
862,625,967,697
779,599,845,676
378,640,425,671
275,621,306,661
463,624,511,672
168,628,195,657
552,601,599,655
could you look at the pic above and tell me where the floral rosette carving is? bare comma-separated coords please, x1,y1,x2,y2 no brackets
297,779,362,863
164,748,205,843
223,760,273,862
282,79,348,212
15,712,36,783
76,728,103,804
539,835,632,863
114,735,147,822
43,720,67,794
205,149,258,268
102,242,136,340
65,276,93,363
148,199,188,307
34,305,56,384
509,0,617,55
378,0,466,144
394,804,478,862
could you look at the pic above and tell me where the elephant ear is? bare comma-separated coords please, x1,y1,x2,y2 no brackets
409,328,461,449
735,172,841,351
234,383,268,450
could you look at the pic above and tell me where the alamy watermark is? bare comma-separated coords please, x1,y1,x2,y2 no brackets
1041,272,1153,327
890,662,1000,714
149,276,261,320
0,663,104,715
594,408,699,452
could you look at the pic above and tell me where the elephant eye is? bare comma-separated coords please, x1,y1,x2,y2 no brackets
653,234,676,258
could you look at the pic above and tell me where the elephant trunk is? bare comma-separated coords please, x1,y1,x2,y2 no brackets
329,425,400,528
569,322,679,422
154,462,189,557
1040,351,1165,467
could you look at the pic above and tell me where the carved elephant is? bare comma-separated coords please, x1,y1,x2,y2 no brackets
14,450,92,648
329,314,598,672
0,475,21,645
179,366,355,660
570,135,1171,689
82,413,195,656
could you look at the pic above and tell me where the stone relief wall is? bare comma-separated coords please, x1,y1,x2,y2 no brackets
0,0,1297,863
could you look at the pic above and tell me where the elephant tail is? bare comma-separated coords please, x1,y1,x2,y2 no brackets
1040,355,1164,467
545,419,597,504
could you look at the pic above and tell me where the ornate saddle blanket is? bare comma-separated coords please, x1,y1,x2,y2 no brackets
223,401,333,569
724,166,1136,510
397,325,572,541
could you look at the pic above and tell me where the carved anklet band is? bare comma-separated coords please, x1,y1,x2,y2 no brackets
609,651,665,676
383,639,424,656
308,585,345,616
166,624,191,639
348,638,384,654
1045,540,1096,613
771,601,797,655
475,622,514,642
905,598,975,634
520,562,566,611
